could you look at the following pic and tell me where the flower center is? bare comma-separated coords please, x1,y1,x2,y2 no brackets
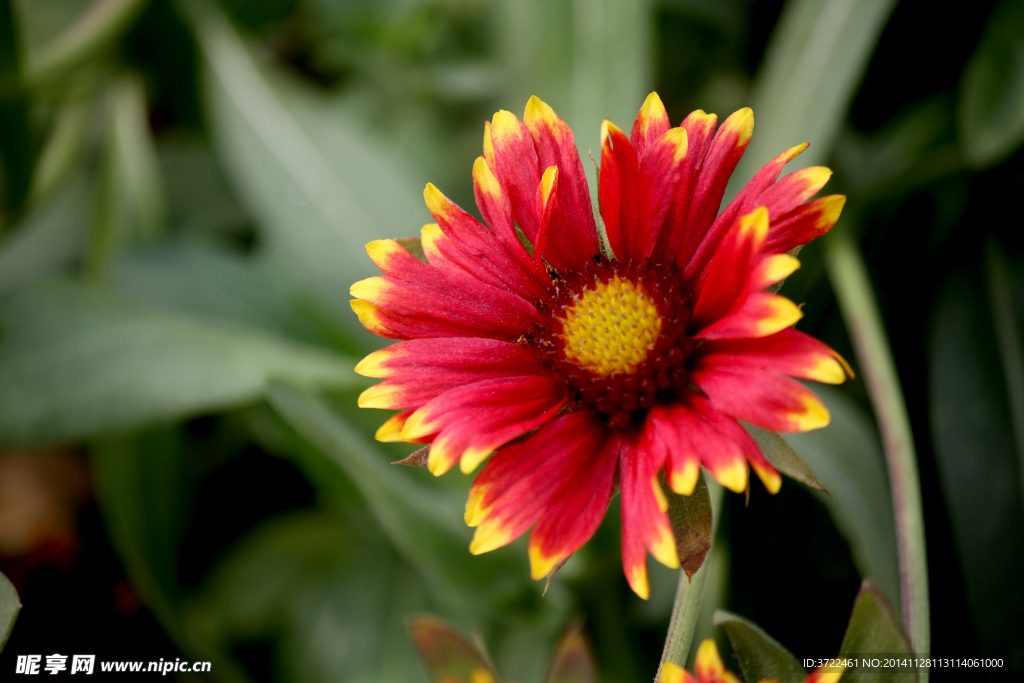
559,275,662,376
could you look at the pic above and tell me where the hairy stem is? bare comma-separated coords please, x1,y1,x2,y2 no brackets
656,482,724,678
825,229,929,680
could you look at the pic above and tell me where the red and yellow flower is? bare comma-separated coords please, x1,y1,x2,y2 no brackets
351,93,849,597
659,639,845,683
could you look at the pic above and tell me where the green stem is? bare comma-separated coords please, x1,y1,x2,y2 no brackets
824,229,930,680
656,482,725,678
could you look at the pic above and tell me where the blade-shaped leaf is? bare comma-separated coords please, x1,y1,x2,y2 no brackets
783,386,901,610
545,623,597,683
0,570,20,652
745,424,827,493
929,262,1024,663
0,173,90,295
409,615,497,683
23,0,149,86
181,0,426,316
838,580,912,682
666,470,713,576
957,0,1024,168
714,609,806,683
91,427,185,635
0,281,361,446
735,0,897,184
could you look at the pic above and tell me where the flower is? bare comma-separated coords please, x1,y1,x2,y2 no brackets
351,93,849,597
659,639,845,683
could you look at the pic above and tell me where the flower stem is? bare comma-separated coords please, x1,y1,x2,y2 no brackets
824,229,930,679
656,482,724,679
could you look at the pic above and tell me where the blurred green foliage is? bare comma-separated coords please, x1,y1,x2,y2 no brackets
0,0,1022,681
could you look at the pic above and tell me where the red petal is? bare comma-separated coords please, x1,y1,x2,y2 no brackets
656,110,719,262
350,239,540,340
489,110,543,241
679,108,754,276
524,97,600,270
764,194,846,254
686,140,805,277
695,291,803,340
599,120,642,262
355,338,548,409
402,375,567,475
695,329,851,385
423,183,549,301
636,127,689,261
620,437,679,598
466,411,607,555
630,92,671,159
691,207,769,329
527,425,618,578
690,365,831,433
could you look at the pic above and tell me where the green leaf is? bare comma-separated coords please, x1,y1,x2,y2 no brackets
838,580,912,682
0,281,361,446
929,260,1024,663
186,511,426,683
409,615,497,683
783,386,901,610
22,0,149,86
714,610,806,683
666,470,713,576
735,0,897,183
88,72,167,277
957,0,1024,168
181,0,426,315
0,570,20,653
0,172,90,295
109,243,358,351
545,623,597,683
745,423,827,493
91,427,186,633
265,383,532,620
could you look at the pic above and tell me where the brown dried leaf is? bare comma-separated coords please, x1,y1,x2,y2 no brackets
544,622,597,683
665,470,713,576
393,446,430,467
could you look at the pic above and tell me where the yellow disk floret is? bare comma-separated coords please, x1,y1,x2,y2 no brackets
559,275,662,376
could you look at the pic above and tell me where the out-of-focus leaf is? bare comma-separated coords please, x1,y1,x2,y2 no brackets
92,428,185,633
714,610,806,683
958,0,1024,168
745,424,827,493
182,0,426,316
666,470,713,576
110,243,356,351
23,0,149,86
89,73,166,277
0,0,34,217
833,97,959,201
736,0,897,183
265,384,532,619
156,138,247,236
545,623,597,683
783,386,901,610
0,173,90,295
929,263,1024,665
409,615,497,683
0,570,20,652
0,281,361,446
29,97,91,203
838,580,912,682
185,511,426,683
